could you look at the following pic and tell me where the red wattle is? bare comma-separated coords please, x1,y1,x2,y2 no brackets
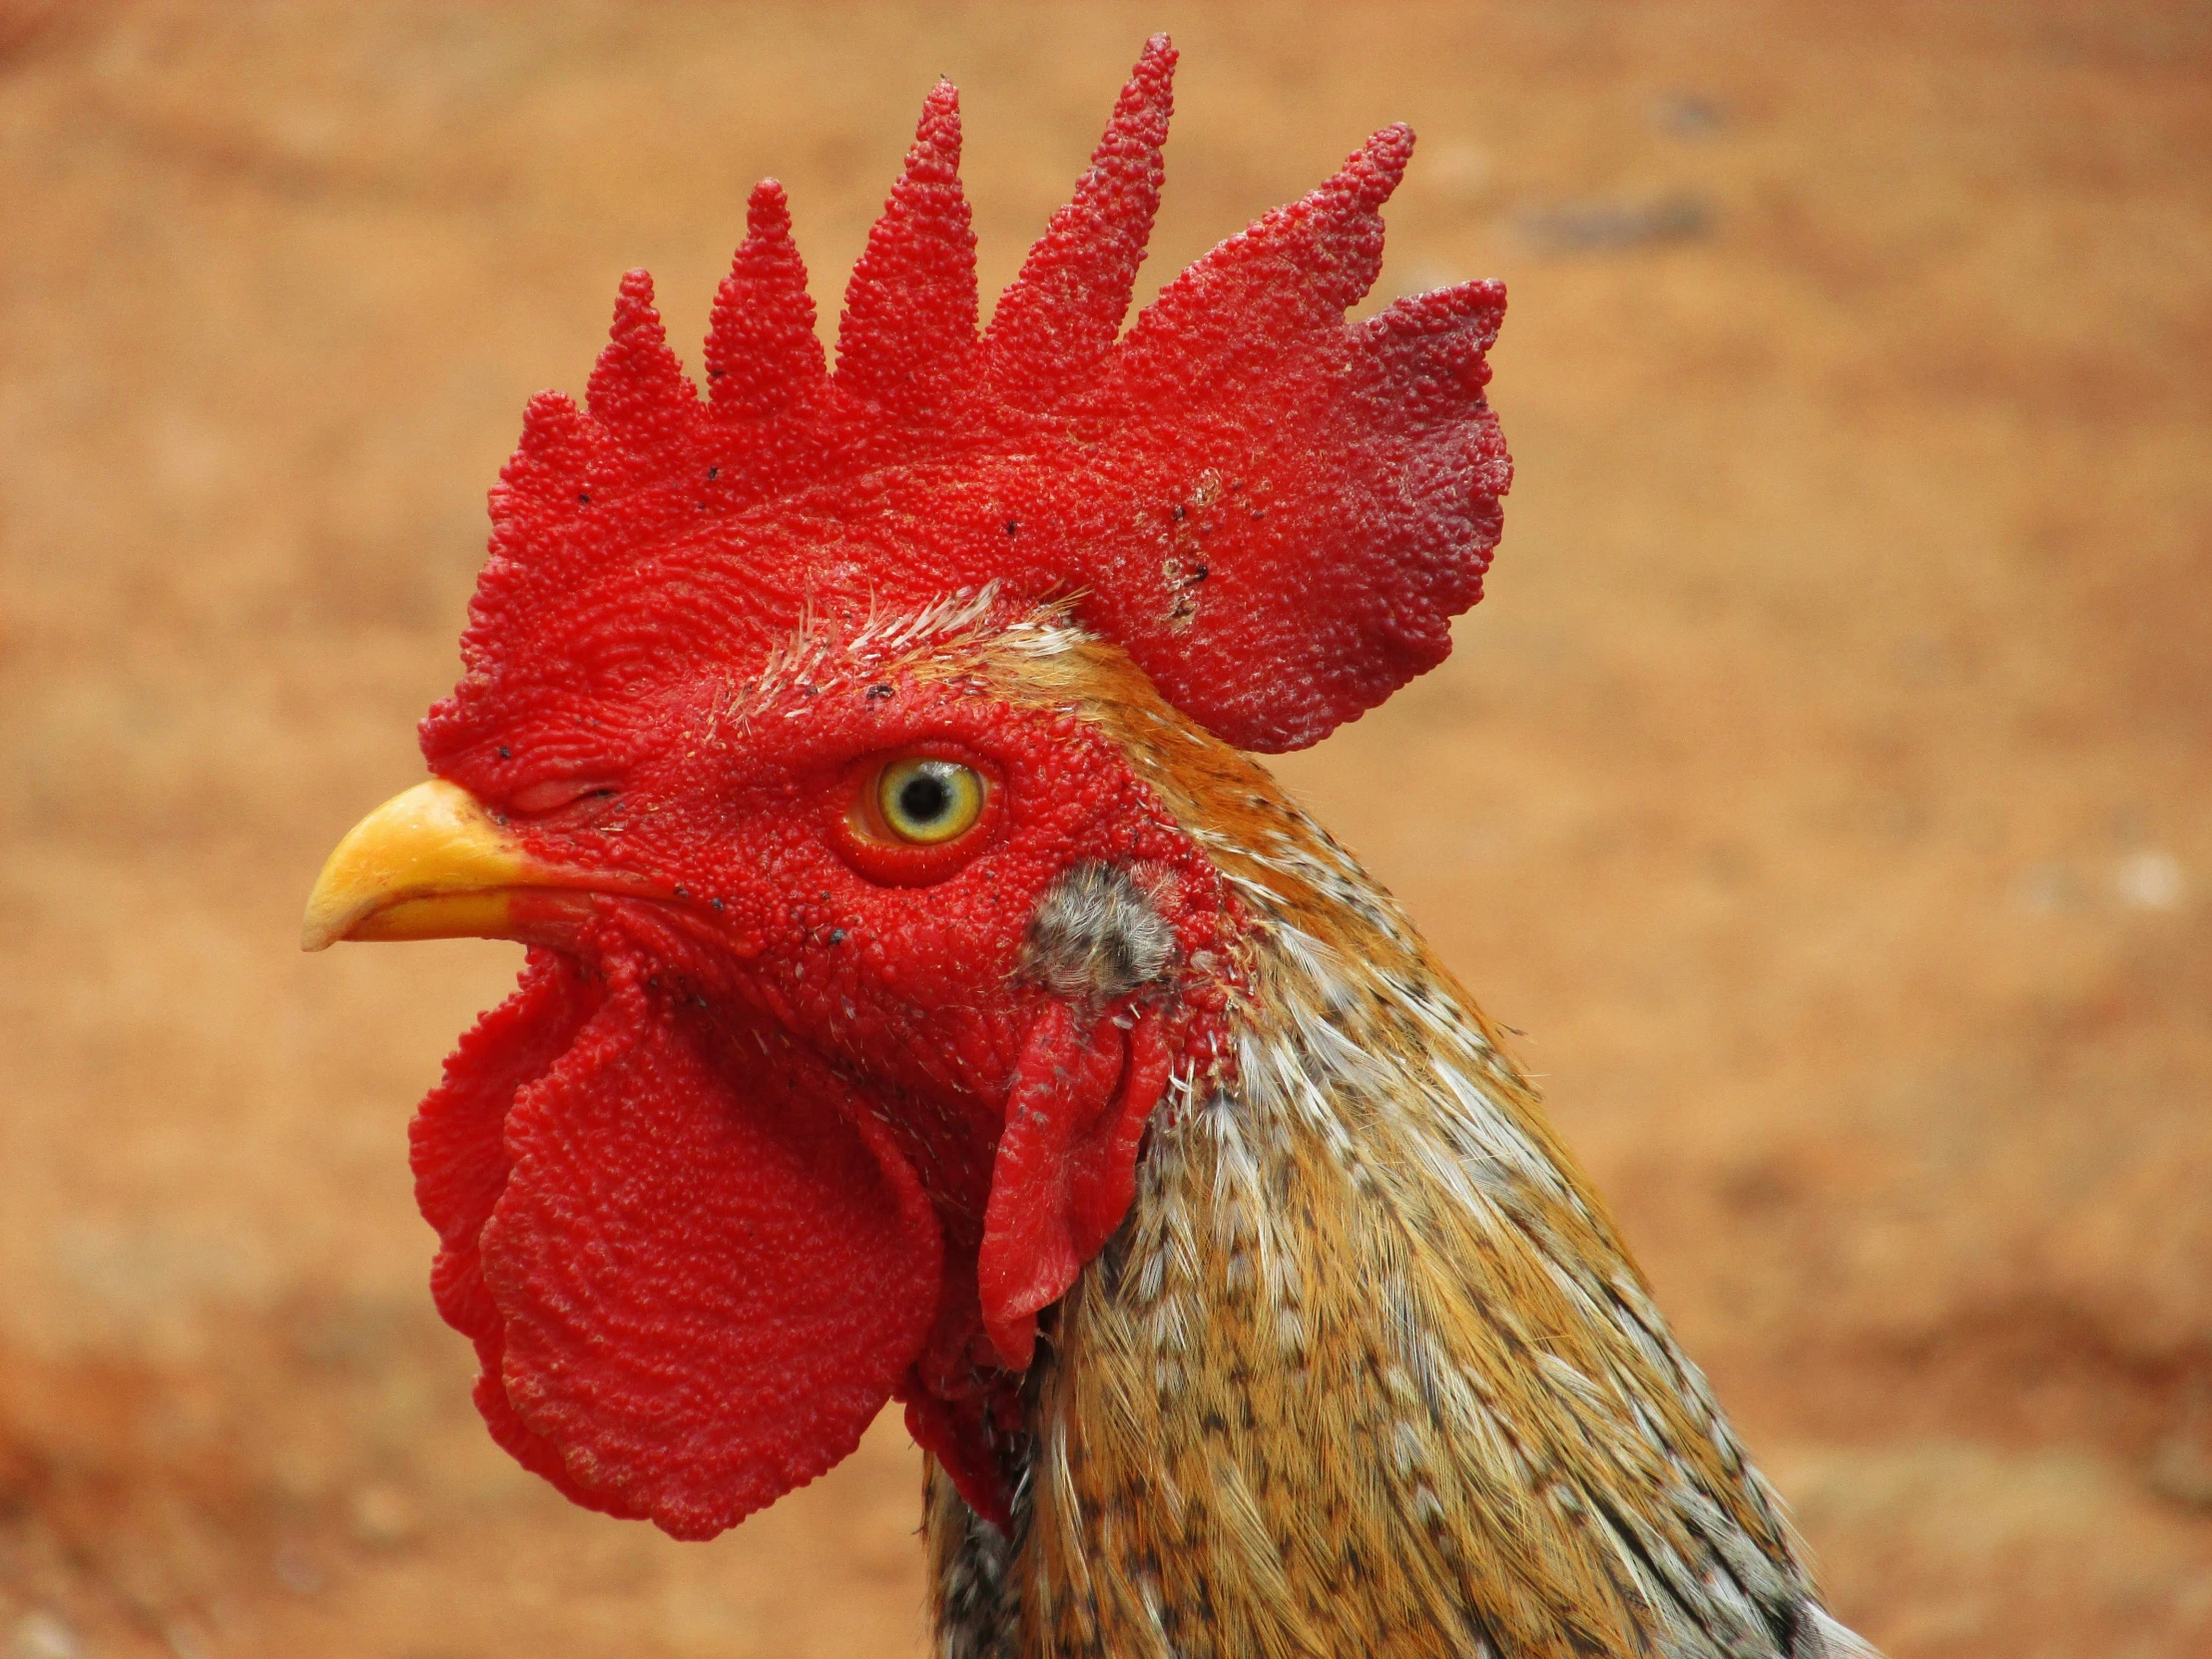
413,951,943,1540
900,1390,1012,1532
411,951,632,1516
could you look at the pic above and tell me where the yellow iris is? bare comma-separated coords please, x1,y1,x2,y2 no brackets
876,758,986,844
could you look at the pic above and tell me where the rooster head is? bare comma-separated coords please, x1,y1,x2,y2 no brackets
303,35,1507,1539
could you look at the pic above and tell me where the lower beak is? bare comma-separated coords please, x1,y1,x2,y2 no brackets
301,779,605,952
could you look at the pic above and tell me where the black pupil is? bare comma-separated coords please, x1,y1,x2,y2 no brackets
898,771,951,824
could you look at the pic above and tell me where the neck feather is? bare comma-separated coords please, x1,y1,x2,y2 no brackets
928,639,1843,1659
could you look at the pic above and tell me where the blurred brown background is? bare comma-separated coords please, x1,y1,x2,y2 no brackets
1,2,2207,1655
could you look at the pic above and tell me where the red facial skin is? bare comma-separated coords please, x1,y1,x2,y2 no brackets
411,650,1239,1535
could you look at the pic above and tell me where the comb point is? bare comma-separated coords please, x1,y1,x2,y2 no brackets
587,270,698,449
984,35,1176,411
705,180,825,418
834,78,978,426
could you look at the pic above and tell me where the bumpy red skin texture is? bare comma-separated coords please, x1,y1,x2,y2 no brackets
433,36,1506,768
411,949,944,1536
416,661,1238,1534
402,34,1506,1537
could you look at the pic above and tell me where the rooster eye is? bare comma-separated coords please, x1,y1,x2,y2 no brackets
510,778,618,816
875,759,985,844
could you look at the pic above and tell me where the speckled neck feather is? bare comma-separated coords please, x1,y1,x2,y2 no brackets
923,643,1873,1659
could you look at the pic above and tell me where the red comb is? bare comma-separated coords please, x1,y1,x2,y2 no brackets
426,32,1506,761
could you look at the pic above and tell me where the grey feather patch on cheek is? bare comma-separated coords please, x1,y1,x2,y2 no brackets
1019,860,1178,1001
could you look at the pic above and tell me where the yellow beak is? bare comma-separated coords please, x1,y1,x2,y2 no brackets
301,778,601,952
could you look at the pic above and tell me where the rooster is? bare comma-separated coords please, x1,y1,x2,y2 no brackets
303,37,1873,1659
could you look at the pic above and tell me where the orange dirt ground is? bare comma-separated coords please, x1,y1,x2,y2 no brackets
2,3,2207,1655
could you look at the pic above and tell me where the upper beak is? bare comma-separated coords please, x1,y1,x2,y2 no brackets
301,778,613,952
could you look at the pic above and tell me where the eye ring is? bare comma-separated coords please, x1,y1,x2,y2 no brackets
875,758,986,844
832,748,1000,887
